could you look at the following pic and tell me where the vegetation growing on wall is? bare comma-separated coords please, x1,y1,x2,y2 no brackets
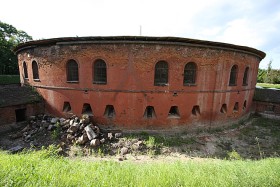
0,21,32,75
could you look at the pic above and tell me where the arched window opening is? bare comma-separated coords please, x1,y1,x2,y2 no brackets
67,59,79,82
144,106,156,119
63,102,72,113
220,104,227,114
104,105,116,118
233,102,239,112
82,103,93,116
184,62,197,85
23,62,28,79
154,61,168,86
243,100,247,110
93,59,107,84
168,106,180,118
229,65,238,86
192,105,200,116
32,61,39,80
243,67,249,86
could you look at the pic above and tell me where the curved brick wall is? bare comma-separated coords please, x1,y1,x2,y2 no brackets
15,36,265,129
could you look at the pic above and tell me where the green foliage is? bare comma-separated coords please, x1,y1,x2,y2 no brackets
228,150,242,160
0,75,20,84
0,150,280,186
0,20,32,75
256,83,280,89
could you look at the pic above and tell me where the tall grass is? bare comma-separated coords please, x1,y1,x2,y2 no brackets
0,149,280,187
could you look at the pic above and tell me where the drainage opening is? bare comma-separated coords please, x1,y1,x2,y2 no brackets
82,103,93,116
243,100,247,110
15,108,26,122
104,105,116,118
192,105,200,116
144,106,156,119
233,102,239,112
63,102,72,112
220,104,227,114
168,106,180,118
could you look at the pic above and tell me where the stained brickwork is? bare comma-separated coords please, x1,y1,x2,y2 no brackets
15,36,265,129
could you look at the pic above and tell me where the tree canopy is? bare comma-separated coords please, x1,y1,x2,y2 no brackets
0,21,32,75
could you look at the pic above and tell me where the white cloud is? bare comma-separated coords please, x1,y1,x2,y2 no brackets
1,0,280,68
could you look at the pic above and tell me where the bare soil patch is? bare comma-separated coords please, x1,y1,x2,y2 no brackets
0,115,279,162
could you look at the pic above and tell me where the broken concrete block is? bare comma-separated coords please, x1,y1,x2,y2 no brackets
120,147,129,155
107,133,114,140
85,125,98,140
90,139,100,147
76,134,89,145
115,132,122,139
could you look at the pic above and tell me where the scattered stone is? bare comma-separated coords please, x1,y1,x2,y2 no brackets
9,132,22,140
50,117,59,124
29,116,36,120
100,138,106,144
85,125,98,140
107,133,114,140
76,134,89,145
90,139,100,147
120,147,129,155
67,134,75,141
8,145,24,153
48,125,55,131
115,132,122,138
67,124,79,134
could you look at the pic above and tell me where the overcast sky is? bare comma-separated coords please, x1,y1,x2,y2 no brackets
1,0,279,69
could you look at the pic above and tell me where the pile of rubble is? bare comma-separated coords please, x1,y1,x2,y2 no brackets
8,114,145,156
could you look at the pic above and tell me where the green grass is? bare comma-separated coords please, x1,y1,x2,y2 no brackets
257,83,280,89
1,148,280,187
0,75,20,84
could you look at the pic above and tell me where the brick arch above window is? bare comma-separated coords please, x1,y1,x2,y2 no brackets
184,62,197,85
154,61,168,86
66,59,79,82
32,60,39,80
229,65,238,86
93,59,107,84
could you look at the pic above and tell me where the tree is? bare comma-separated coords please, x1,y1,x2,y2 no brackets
0,21,32,75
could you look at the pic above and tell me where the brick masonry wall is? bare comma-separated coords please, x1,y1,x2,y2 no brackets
0,102,44,126
17,41,262,129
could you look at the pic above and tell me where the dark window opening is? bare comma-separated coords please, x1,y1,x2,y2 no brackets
104,105,116,118
32,61,39,80
229,65,238,86
67,59,79,82
15,108,26,122
82,103,93,116
93,59,107,84
220,104,227,114
184,62,197,85
243,67,249,86
233,102,239,112
154,61,168,86
243,100,247,110
168,106,180,118
144,106,156,119
63,102,72,112
23,62,28,79
192,105,200,116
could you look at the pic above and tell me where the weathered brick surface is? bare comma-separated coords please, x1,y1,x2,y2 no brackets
16,37,264,129
0,103,44,126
